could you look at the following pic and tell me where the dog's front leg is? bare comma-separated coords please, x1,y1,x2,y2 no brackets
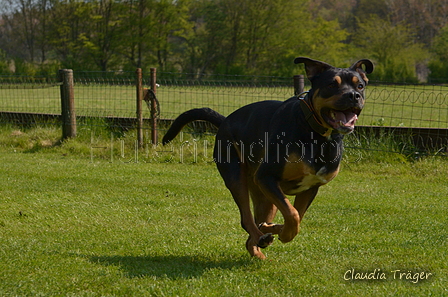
255,175,300,243
294,187,319,222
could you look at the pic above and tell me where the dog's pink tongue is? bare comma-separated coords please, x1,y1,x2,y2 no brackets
333,110,358,128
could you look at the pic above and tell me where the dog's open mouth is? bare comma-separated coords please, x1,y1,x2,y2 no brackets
322,107,361,133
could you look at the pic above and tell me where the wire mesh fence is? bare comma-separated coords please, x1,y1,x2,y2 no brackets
1,70,447,154
361,84,448,128
0,75,61,115
73,71,144,119
157,73,294,120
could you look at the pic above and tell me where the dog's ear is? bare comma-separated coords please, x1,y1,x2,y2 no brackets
294,57,333,81
350,59,374,83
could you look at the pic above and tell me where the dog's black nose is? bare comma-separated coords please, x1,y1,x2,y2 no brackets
351,91,362,102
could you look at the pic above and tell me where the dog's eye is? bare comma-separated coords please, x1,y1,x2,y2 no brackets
357,83,364,90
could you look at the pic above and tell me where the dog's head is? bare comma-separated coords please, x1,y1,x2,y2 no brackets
294,57,374,134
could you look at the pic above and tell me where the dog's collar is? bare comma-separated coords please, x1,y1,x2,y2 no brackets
297,91,335,136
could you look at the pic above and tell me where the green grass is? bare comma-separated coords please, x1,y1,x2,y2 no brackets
0,123,428,165
1,83,448,128
0,129,447,296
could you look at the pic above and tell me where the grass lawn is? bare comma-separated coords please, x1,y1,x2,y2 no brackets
0,145,447,296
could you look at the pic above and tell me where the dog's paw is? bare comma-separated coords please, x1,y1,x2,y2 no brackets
257,233,274,248
258,222,283,234
258,222,274,229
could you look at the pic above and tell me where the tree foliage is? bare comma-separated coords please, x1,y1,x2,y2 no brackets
353,16,428,82
429,25,448,82
0,0,446,82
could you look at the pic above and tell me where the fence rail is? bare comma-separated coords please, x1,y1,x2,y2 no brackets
1,70,447,154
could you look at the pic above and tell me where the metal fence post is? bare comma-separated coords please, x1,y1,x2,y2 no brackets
59,69,76,139
294,74,305,96
150,68,158,145
136,68,144,148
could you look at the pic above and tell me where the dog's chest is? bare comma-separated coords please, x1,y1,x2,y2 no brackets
280,153,339,195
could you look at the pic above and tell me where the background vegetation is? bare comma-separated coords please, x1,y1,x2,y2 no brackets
1,0,448,82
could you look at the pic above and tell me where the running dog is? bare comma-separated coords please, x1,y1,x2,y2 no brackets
162,57,374,259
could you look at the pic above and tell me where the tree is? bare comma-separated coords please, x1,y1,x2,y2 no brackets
0,0,39,62
46,1,95,70
386,0,448,46
116,0,157,69
0,0,444,80
183,0,349,77
152,0,193,71
353,16,428,82
0,49,12,73
84,0,122,71
428,25,448,82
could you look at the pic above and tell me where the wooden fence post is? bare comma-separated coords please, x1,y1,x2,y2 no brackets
59,69,76,139
150,68,158,145
293,74,305,96
136,68,144,148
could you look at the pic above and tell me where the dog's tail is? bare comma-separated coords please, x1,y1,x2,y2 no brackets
162,108,225,145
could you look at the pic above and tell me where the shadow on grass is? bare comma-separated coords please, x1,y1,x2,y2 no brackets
87,254,254,279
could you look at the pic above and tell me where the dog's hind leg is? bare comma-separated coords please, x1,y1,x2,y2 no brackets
215,143,273,259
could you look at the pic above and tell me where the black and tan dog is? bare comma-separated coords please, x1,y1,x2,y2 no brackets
163,57,373,259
